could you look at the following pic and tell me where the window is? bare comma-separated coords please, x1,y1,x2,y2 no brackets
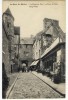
5,17,8,22
39,40,40,45
36,41,37,46
7,22,11,28
25,45,28,48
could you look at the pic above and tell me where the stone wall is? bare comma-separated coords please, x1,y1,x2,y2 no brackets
33,39,41,60
3,12,15,61
2,28,11,74
19,44,33,66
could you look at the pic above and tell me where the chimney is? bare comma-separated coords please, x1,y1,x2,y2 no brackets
43,18,59,31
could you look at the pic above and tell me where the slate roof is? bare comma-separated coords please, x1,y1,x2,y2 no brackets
43,18,59,25
34,18,65,42
3,8,14,20
20,37,34,45
34,31,44,40
54,25,65,42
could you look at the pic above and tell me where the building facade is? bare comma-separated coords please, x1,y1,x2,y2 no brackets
2,23,11,73
2,8,20,73
19,37,34,67
41,37,65,82
2,8,14,73
33,18,65,60
32,18,65,82
33,31,42,60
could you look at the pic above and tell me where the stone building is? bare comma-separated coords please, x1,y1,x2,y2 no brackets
2,8,20,73
32,18,65,82
43,18,65,41
12,26,20,72
33,31,42,60
32,29,53,63
2,8,14,73
2,21,11,73
33,18,65,61
3,8,15,60
41,37,65,82
13,26,20,58
19,36,34,67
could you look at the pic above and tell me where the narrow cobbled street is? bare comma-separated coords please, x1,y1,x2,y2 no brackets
8,72,63,99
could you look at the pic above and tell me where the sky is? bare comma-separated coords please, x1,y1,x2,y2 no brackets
3,0,66,38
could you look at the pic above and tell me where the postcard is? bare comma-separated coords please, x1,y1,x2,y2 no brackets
2,0,66,99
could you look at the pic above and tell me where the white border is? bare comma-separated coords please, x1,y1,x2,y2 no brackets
0,0,2,99
0,0,68,100
66,0,68,99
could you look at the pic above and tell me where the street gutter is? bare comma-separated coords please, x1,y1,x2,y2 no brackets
6,73,20,99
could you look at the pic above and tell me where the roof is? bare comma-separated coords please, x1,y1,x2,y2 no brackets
34,31,45,40
54,25,65,42
43,18,65,42
3,8,14,20
43,18,59,25
30,60,39,66
20,37,34,45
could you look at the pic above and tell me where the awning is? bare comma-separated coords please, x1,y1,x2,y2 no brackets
41,37,63,58
30,60,39,66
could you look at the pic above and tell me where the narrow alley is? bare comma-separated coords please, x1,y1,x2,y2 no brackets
8,72,63,99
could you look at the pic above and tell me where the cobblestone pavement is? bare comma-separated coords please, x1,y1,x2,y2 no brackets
7,73,18,90
8,72,64,99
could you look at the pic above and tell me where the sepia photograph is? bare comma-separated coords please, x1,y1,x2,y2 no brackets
2,0,66,99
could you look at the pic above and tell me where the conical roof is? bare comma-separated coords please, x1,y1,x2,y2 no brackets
4,8,14,20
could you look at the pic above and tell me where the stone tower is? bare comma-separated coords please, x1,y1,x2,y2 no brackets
3,8,15,60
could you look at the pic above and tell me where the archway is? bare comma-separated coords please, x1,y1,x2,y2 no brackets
21,60,28,67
